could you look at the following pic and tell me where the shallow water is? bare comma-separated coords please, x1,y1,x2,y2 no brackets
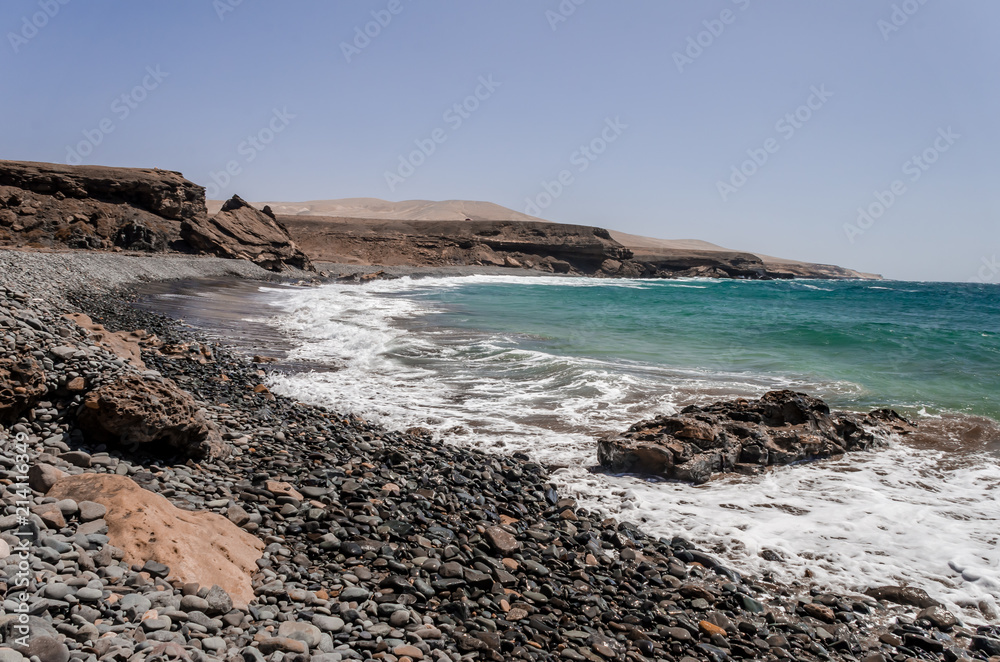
161,275,1000,622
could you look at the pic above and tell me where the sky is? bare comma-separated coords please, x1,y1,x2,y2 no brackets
2,1,998,282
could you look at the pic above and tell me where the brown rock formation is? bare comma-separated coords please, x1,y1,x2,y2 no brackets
65,313,146,369
182,195,313,272
598,390,914,484
0,356,47,423
279,216,629,274
77,373,228,459
47,473,264,608
0,159,204,251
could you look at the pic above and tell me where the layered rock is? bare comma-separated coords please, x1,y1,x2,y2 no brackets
0,159,204,251
278,215,630,274
182,195,313,272
77,372,228,459
598,390,914,484
47,473,264,608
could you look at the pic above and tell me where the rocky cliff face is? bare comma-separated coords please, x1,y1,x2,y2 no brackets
280,216,632,275
280,215,800,279
0,160,312,272
182,196,313,272
0,160,205,251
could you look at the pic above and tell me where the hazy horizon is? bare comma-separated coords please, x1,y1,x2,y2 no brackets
3,2,998,281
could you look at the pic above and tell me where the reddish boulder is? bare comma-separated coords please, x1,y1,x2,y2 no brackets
48,474,264,608
77,373,228,458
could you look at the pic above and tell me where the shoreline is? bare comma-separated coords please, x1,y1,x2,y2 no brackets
1,249,997,661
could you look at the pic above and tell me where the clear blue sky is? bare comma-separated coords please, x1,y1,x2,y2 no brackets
2,1,998,281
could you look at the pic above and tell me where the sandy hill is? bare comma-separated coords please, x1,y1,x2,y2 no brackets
207,198,546,222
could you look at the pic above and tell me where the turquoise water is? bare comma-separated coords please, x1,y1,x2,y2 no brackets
265,275,1000,619
402,278,1000,421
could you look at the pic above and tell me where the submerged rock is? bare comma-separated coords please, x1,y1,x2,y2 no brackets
598,390,914,483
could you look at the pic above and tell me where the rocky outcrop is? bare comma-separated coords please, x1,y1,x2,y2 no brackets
182,195,313,272
597,249,771,279
0,356,47,423
47,473,264,608
77,373,228,459
65,312,147,369
0,159,204,251
0,160,313,273
280,215,621,274
598,390,914,484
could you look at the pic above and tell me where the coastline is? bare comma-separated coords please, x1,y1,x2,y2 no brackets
1,248,997,662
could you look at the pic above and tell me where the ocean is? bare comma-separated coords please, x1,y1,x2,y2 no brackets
257,276,1000,622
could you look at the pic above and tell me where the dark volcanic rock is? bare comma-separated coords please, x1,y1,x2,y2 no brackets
182,195,313,272
77,372,228,458
0,356,47,422
598,390,913,483
0,159,205,250
865,585,941,609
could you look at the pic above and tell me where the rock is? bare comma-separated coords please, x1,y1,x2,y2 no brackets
484,525,520,554
972,635,1000,656
0,357,46,422
58,450,91,467
204,584,234,615
0,159,205,252
802,603,836,623
77,500,107,522
277,621,322,648
24,637,68,662
393,644,424,659
179,594,210,612
257,637,307,655
263,480,303,500
917,605,958,629
313,615,345,633
0,539,9,560
598,390,912,483
75,587,103,602
141,559,169,577
28,463,67,493
0,648,24,662
47,474,264,608
77,372,228,458
65,313,146,369
864,585,941,609
182,195,313,272
226,504,251,526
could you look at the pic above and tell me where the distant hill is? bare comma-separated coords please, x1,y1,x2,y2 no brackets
207,198,546,222
207,197,880,280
